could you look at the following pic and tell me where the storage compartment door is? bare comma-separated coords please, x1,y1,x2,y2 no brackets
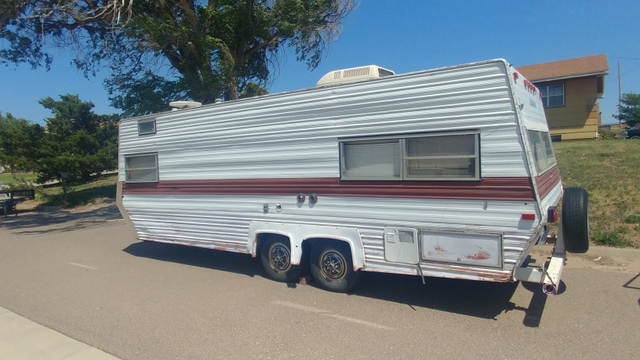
421,231,502,268
384,228,420,264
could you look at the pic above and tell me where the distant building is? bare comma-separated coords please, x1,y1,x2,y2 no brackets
517,54,609,140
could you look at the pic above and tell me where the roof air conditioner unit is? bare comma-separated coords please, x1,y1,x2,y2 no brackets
316,65,395,87
169,101,203,109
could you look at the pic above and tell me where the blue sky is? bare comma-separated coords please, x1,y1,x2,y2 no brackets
1,0,639,125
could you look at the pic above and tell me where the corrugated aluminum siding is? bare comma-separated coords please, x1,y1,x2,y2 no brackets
123,194,537,279
119,60,527,181
119,60,540,279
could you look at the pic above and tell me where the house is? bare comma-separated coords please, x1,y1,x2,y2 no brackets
517,54,609,140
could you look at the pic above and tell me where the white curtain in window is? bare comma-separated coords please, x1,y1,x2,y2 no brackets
343,141,400,179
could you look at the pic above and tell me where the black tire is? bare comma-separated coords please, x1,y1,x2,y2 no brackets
310,242,359,293
562,187,589,253
260,238,302,282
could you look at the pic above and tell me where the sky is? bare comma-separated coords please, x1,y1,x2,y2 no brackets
1,0,639,126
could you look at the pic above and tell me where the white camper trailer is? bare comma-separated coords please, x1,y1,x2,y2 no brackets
116,59,589,295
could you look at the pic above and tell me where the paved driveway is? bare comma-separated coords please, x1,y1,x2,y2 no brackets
1,203,639,359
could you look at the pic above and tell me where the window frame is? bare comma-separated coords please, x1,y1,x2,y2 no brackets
124,153,159,183
137,119,157,135
339,130,481,182
527,130,557,175
538,84,565,108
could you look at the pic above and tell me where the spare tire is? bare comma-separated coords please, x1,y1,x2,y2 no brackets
562,187,589,253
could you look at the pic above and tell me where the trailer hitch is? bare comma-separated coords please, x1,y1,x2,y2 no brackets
514,221,566,295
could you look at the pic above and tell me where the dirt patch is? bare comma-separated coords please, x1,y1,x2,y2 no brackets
566,254,636,272
66,198,115,213
15,197,114,214
531,247,640,273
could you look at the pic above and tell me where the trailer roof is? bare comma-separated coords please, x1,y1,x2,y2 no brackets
119,58,511,123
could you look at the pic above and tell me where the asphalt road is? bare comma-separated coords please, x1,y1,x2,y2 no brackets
1,204,639,360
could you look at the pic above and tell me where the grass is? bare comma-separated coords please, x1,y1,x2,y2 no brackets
35,174,117,208
0,173,39,185
554,139,640,248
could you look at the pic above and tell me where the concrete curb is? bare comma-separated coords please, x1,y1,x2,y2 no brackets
0,306,120,360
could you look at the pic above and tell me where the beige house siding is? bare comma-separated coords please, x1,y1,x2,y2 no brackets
535,76,601,140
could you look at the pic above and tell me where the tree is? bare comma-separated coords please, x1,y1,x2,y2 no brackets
37,94,119,183
614,93,640,127
239,81,269,98
0,112,44,173
1,1,355,116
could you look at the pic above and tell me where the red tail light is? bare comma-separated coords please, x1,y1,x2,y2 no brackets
521,213,535,221
547,207,558,223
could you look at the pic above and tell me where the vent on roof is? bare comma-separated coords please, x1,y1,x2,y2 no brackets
316,65,395,87
169,101,202,110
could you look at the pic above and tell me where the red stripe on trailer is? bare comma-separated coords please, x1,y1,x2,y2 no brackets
535,166,561,199
123,177,536,201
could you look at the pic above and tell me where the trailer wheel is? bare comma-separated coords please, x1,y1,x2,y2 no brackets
260,239,302,283
310,242,358,293
562,187,589,253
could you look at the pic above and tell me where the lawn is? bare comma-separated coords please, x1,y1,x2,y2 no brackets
35,174,117,208
0,173,38,186
554,139,640,248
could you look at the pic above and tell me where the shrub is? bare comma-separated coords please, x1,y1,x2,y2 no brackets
598,129,617,140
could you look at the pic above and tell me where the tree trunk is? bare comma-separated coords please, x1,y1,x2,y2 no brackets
224,77,239,101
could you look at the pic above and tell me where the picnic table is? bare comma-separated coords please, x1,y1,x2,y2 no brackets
0,189,35,217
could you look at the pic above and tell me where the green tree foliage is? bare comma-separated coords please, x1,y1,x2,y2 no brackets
1,1,355,116
239,81,269,98
0,112,44,173
37,95,119,183
614,93,640,127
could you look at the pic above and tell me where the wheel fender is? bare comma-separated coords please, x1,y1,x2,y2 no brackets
248,222,365,269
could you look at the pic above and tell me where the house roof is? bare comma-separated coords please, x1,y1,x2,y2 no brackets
516,54,609,82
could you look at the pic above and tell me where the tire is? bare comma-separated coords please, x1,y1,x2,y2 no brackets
562,187,589,253
310,242,359,293
260,238,302,282
630,136,640,139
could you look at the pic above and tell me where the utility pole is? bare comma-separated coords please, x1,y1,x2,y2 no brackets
618,61,622,126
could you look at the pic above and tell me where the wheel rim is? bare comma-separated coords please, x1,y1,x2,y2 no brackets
268,243,291,274
319,250,347,282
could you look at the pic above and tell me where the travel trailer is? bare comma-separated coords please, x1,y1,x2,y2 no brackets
116,59,589,295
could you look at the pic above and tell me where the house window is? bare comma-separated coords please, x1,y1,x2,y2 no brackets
125,154,158,183
527,130,557,174
138,119,156,135
596,76,604,98
340,131,480,181
538,84,564,107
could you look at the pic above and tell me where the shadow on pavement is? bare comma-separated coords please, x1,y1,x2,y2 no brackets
622,273,640,290
122,241,549,323
0,203,122,235
123,241,261,278
350,271,520,320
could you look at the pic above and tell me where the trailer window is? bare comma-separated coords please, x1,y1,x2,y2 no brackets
343,140,401,180
138,119,156,135
340,131,479,181
527,130,557,174
125,154,158,183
